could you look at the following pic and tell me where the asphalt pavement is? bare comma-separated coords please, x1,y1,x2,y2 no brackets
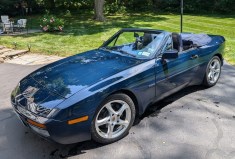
0,62,235,159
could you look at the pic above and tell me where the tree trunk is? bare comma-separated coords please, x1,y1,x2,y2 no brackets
94,0,105,21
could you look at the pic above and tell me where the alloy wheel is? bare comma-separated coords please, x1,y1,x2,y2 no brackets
95,100,131,139
208,58,221,84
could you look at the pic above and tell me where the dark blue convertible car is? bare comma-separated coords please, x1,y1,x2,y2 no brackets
11,28,225,144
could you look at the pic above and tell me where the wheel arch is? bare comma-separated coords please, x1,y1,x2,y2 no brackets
214,53,223,66
110,89,140,117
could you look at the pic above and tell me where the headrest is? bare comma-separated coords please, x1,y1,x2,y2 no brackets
142,33,152,46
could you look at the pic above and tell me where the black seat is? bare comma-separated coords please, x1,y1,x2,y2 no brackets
182,40,193,50
134,33,152,50
172,33,182,51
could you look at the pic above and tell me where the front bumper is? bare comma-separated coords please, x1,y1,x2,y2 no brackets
12,104,92,144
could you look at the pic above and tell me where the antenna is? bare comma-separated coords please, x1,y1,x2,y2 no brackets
180,0,184,33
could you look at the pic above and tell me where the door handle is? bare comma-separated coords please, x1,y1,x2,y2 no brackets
191,55,199,60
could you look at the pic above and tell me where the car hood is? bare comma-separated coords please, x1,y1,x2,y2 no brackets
28,49,144,98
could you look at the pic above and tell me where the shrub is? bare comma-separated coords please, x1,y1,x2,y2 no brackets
40,14,64,32
105,2,126,14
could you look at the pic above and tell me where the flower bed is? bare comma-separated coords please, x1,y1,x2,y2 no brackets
40,15,64,32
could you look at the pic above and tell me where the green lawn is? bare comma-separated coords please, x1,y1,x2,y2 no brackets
0,13,235,64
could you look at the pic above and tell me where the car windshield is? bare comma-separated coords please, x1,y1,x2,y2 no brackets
101,31,166,58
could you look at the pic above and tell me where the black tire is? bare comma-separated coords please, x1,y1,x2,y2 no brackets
91,93,136,144
203,56,222,87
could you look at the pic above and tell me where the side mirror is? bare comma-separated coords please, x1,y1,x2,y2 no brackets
162,49,178,59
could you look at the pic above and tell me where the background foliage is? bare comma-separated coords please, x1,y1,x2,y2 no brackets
1,0,235,16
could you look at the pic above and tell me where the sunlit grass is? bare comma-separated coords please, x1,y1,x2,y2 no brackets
0,13,234,64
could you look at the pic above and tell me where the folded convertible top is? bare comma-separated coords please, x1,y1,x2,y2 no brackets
181,33,212,46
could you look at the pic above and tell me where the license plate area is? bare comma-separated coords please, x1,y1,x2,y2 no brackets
13,104,48,125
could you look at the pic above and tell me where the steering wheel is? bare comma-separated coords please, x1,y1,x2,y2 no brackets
133,36,143,50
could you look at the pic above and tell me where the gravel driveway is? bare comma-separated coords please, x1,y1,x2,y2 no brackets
0,62,235,159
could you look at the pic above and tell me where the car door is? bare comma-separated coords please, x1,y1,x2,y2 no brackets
154,35,200,100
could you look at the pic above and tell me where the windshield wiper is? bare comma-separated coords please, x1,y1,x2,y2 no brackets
118,49,136,57
99,47,111,51
100,47,136,58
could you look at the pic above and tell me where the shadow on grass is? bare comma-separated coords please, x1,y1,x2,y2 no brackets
190,13,235,19
12,13,168,39
5,12,235,40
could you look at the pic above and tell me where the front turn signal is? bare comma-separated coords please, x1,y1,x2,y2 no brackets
68,116,89,125
27,119,46,129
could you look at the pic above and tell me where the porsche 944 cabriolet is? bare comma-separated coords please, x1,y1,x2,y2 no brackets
11,28,225,144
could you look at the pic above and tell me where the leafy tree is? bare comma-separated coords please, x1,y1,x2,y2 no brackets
1,0,235,18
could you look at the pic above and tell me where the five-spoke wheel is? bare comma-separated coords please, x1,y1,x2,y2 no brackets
203,56,222,87
91,94,135,144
